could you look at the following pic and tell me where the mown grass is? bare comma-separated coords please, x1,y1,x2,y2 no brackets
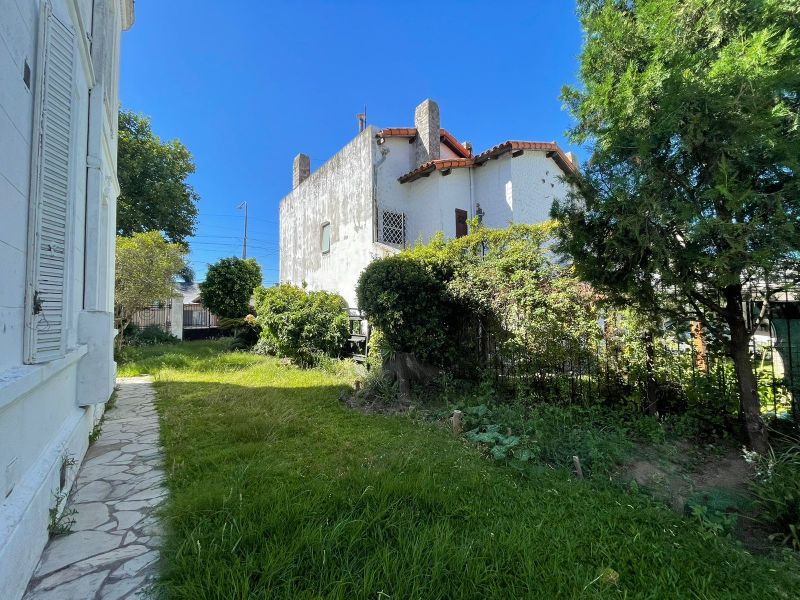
121,341,799,599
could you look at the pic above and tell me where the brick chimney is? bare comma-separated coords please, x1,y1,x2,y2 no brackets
292,153,310,189
414,99,440,167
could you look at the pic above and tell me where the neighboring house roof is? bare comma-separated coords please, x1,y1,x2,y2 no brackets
378,127,577,183
395,141,577,184
176,282,202,304
377,128,472,158
398,158,474,184
472,141,577,175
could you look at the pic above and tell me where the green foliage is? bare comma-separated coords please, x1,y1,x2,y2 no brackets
358,223,599,385
123,324,180,347
200,257,262,319
117,111,199,245
114,232,186,338
747,443,800,549
253,284,349,367
356,254,455,364
454,400,638,478
554,0,800,450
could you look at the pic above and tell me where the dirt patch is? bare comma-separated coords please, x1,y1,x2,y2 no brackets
618,443,782,551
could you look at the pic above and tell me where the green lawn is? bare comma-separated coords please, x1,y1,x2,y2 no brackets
119,341,799,599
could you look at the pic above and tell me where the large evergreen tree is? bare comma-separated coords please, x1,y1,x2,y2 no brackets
553,0,799,451
117,111,199,245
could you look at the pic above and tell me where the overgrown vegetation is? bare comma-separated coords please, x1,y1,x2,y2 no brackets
123,323,180,346
552,0,800,452
117,342,799,598
747,440,800,549
253,284,349,367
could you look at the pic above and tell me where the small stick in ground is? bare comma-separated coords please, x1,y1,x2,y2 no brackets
450,410,463,435
573,455,584,479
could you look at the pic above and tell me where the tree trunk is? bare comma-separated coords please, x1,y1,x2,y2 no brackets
724,285,768,453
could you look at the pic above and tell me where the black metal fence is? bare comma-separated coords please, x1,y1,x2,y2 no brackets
183,303,218,329
129,301,172,331
473,305,799,425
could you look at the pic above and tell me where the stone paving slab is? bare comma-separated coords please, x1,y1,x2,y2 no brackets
24,376,165,600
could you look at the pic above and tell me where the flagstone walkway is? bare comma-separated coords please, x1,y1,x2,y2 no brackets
24,376,166,600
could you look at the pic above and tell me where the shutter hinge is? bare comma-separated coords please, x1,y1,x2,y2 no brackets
33,290,43,315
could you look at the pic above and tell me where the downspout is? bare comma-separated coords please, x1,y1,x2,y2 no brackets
82,0,96,310
469,164,475,218
372,132,389,244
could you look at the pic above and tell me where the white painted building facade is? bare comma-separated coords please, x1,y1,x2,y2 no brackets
0,2,133,598
279,99,577,307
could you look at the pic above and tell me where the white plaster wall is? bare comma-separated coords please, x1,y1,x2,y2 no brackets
375,137,472,246
279,127,376,307
508,151,571,225
0,2,127,598
472,154,514,229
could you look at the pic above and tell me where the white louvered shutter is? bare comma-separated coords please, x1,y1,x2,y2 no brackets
24,3,76,364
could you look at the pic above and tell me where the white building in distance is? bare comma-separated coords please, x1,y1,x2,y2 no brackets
279,99,577,306
0,2,133,598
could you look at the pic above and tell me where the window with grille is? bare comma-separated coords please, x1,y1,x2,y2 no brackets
379,209,406,247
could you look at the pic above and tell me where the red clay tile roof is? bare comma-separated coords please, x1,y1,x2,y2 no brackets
397,141,576,183
397,158,474,184
377,128,472,158
472,141,577,175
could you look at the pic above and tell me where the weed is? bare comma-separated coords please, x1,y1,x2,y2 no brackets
48,490,76,536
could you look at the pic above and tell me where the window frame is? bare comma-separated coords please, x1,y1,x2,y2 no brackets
320,221,331,254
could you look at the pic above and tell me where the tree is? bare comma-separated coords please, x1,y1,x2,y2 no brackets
117,110,199,245
115,232,186,345
552,0,800,452
199,257,262,319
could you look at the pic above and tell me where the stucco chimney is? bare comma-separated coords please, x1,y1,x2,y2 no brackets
414,99,440,167
292,153,310,189
565,151,579,169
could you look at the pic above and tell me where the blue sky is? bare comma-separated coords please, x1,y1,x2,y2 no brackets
120,1,584,284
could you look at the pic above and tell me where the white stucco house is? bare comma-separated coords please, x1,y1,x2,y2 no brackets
0,1,133,598
279,99,577,306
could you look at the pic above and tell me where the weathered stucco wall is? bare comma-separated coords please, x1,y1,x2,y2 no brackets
279,127,376,307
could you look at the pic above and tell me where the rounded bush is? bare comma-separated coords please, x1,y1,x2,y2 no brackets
356,255,454,363
253,284,349,366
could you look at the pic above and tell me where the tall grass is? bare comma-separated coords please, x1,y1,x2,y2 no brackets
122,342,799,599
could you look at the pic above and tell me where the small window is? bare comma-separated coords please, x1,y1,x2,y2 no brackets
380,209,406,247
455,208,468,238
321,222,330,254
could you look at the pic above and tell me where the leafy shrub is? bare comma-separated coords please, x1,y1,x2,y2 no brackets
253,284,349,367
221,314,261,350
123,324,179,346
746,443,800,549
200,257,262,319
356,255,456,364
455,401,635,477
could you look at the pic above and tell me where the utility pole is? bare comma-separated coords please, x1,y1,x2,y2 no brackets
238,201,248,259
